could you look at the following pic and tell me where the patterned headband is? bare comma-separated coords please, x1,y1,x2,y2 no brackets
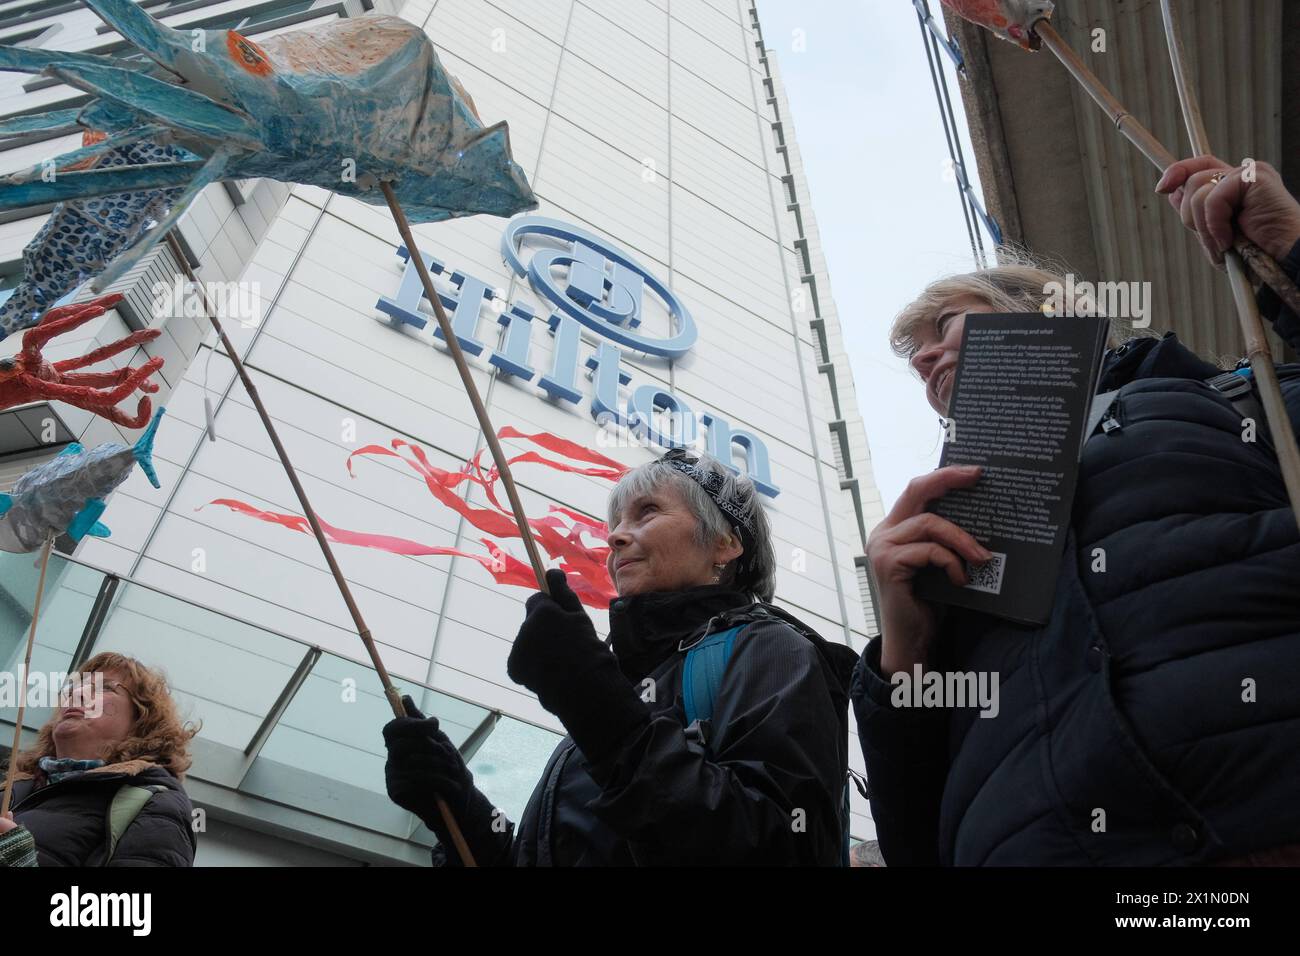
658,449,757,567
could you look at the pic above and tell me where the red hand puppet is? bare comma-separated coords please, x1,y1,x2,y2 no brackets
0,293,164,428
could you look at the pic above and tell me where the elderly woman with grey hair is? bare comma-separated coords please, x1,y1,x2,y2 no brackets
384,448,859,866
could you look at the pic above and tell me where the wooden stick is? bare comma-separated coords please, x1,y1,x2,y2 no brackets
1035,20,1300,318
2,534,55,817
378,182,550,595
164,234,476,866
1029,17,1300,528
1153,0,1300,529
1035,21,1173,170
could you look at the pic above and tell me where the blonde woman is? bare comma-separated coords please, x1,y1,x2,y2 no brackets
852,156,1300,866
0,651,198,866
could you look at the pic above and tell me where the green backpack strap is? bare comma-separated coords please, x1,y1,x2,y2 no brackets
106,784,165,863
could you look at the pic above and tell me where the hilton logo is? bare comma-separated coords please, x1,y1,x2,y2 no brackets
377,215,780,497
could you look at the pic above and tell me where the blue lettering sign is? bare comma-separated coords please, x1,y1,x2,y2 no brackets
702,412,780,497
628,384,697,450
374,219,781,497
539,312,583,404
501,216,696,358
586,343,631,426
489,301,537,381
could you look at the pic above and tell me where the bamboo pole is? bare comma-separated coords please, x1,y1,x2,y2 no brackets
1152,1,1300,529
378,182,550,595
1029,17,1300,529
1035,20,1300,319
165,233,476,866
2,533,55,817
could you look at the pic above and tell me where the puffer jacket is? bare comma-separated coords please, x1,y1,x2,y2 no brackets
8,759,196,866
852,240,1300,866
434,585,860,866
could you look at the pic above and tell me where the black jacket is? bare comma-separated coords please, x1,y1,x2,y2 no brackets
437,585,860,866
9,759,196,866
852,241,1300,866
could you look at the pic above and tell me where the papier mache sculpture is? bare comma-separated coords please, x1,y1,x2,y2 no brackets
0,0,538,336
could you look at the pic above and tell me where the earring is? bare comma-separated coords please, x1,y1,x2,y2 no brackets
711,563,726,584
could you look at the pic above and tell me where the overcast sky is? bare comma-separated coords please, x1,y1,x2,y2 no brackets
754,0,989,512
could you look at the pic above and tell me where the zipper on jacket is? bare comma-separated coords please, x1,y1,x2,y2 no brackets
538,740,576,867
10,771,135,814
10,776,87,814
1101,396,1124,435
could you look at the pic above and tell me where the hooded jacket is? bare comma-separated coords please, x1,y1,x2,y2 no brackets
8,758,196,867
435,585,860,866
851,240,1300,866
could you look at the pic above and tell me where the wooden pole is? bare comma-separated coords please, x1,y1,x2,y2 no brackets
2,533,55,817
1035,20,1300,319
378,181,550,595
165,234,476,866
1153,0,1300,529
1030,17,1300,529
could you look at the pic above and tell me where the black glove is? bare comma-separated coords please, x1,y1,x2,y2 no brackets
383,695,505,860
507,569,649,763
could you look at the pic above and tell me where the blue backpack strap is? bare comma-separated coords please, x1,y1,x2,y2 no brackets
682,625,743,726
683,619,856,866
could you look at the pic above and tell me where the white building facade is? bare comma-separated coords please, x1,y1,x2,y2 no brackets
0,0,884,864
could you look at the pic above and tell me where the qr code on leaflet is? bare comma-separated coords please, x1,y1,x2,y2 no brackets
964,552,1006,595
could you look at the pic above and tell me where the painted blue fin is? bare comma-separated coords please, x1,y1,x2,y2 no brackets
133,406,165,489
90,149,233,291
67,498,107,541
0,107,83,139
79,0,192,75
0,45,146,77
0,492,11,517
57,442,85,458
78,98,153,139
0,159,206,212
45,62,258,148
1,126,167,185
87,520,111,538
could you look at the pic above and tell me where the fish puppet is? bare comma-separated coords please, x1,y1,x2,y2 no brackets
0,137,187,340
0,0,539,317
941,0,1055,51
0,407,164,552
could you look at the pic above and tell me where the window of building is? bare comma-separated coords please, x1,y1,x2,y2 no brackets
0,20,59,45
0,0,76,31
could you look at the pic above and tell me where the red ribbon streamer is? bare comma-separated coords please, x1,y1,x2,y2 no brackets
209,426,625,608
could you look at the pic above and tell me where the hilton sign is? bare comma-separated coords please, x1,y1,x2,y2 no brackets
377,215,780,497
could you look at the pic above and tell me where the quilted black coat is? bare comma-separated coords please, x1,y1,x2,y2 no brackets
8,759,196,866
852,240,1300,865
434,586,860,866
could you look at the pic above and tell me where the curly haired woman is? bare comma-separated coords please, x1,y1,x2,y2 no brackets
0,651,199,866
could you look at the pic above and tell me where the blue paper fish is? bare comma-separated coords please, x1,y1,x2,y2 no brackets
0,406,164,552
0,0,537,325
